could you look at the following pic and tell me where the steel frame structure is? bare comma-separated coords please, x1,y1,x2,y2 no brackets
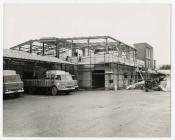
10,36,136,60
10,36,138,89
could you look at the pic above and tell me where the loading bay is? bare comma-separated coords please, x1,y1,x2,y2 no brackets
3,90,170,137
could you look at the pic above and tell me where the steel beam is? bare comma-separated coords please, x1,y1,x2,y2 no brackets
42,42,45,56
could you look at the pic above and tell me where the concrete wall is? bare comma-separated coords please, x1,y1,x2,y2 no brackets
134,43,146,61
105,64,136,90
77,65,92,89
105,64,113,90
81,71,91,88
77,63,136,90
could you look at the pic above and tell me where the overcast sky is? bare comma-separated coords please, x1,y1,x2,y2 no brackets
3,4,171,66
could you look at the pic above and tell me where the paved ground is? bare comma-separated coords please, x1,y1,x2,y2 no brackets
3,90,170,137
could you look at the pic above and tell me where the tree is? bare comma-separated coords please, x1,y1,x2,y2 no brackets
159,65,171,70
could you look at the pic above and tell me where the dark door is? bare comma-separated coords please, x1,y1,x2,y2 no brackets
92,70,105,89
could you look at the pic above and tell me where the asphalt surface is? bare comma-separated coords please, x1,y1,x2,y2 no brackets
3,90,170,137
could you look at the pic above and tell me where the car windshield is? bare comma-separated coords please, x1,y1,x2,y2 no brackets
55,75,61,80
61,74,72,81
4,74,21,82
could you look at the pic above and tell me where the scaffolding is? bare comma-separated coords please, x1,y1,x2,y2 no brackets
11,36,141,90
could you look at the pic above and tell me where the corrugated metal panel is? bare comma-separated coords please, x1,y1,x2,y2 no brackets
24,79,52,87
3,49,73,64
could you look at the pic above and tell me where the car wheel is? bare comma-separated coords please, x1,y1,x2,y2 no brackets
14,93,20,98
51,86,58,96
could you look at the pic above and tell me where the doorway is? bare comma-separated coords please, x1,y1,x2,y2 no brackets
92,70,105,89
23,71,34,79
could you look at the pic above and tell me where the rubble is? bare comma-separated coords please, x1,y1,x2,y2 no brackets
126,81,145,90
126,69,170,92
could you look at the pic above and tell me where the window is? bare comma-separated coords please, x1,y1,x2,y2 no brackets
61,74,72,81
149,50,151,58
124,72,128,78
55,75,61,80
146,48,148,58
51,74,55,80
4,75,17,82
146,48,151,59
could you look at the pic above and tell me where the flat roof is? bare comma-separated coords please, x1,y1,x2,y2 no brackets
134,42,153,49
3,49,73,65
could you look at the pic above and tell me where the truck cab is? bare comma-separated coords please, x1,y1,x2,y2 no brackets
3,70,24,97
47,70,75,88
46,70,78,95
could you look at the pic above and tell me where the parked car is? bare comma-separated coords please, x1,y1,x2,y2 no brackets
24,70,78,96
3,70,24,97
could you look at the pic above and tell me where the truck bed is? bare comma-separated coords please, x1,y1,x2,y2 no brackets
24,79,53,87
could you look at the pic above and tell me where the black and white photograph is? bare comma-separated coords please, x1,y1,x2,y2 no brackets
1,0,173,138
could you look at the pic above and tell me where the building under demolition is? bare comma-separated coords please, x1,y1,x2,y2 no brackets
4,36,156,90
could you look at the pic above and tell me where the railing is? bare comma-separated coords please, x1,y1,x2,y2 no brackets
69,53,140,67
136,59,145,67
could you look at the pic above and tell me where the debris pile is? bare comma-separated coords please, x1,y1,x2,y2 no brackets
126,69,170,92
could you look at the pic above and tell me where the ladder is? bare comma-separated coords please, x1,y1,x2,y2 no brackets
136,66,144,81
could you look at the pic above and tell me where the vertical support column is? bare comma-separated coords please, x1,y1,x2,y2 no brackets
127,46,130,59
134,49,136,66
105,37,110,90
124,45,126,64
42,42,45,56
133,49,135,66
104,38,109,63
105,38,109,54
117,42,122,63
29,41,32,53
128,46,130,65
71,40,75,57
87,39,90,56
60,63,62,70
82,47,86,56
126,65,128,87
87,39,92,89
55,39,60,58
87,39,90,62
118,42,122,58
117,42,120,63
117,64,119,89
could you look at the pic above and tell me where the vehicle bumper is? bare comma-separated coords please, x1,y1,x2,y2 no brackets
74,86,79,89
5,89,24,94
74,86,79,90
58,87,75,92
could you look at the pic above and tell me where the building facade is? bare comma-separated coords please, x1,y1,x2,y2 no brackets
3,36,156,90
134,43,154,70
